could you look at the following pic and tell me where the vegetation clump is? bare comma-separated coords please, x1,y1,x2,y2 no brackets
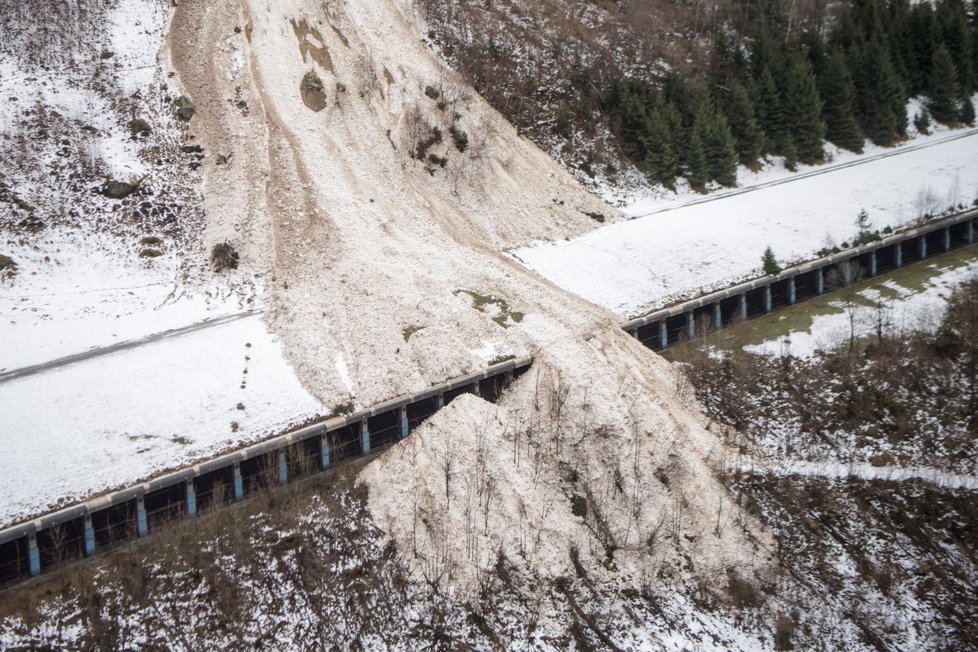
210,242,239,272
0,253,17,280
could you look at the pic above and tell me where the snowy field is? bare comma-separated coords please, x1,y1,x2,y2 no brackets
515,126,978,318
0,313,324,528
745,255,978,357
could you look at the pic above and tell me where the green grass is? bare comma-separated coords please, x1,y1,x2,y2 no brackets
455,290,524,328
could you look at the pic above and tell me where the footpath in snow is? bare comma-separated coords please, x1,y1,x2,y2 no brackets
514,128,978,318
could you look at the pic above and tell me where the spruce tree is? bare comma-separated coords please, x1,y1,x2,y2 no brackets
928,44,962,124
755,65,787,153
961,95,976,124
784,56,826,163
820,49,864,152
726,81,764,165
907,3,936,94
856,39,902,144
707,114,739,186
686,103,711,189
640,106,680,182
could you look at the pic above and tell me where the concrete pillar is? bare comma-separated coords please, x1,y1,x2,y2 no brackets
944,227,951,251
233,463,244,501
277,449,288,486
740,294,748,321
320,434,331,469
399,406,409,439
713,303,722,330
436,393,445,409
967,221,975,244
472,381,481,398
919,236,927,259
504,369,514,386
869,251,877,277
360,420,370,455
658,321,668,350
895,244,902,269
788,277,797,305
84,514,95,556
28,532,40,577
630,329,639,339
185,479,197,518
764,286,773,314
686,311,695,340
136,496,148,538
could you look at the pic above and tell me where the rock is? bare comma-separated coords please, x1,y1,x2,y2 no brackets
300,72,326,112
102,181,139,199
139,248,163,258
128,118,152,137
175,95,196,121
180,144,204,154
424,85,440,100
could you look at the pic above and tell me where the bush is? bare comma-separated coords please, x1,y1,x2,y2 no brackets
449,125,469,153
211,242,239,272
0,253,17,279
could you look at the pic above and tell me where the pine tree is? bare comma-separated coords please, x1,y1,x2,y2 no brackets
907,2,936,94
855,38,902,144
961,95,976,124
686,103,711,189
726,81,764,165
820,49,864,152
755,65,787,153
928,44,962,124
707,113,739,186
640,106,680,182
784,56,826,163
782,135,799,171
762,246,781,275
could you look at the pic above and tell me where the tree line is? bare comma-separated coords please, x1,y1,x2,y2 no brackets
598,0,978,189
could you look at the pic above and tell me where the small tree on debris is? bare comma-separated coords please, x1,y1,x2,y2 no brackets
762,246,781,275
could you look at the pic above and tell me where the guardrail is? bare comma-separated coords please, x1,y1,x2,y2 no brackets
622,209,977,349
0,356,532,589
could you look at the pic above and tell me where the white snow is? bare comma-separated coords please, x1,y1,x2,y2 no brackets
0,313,324,527
515,128,978,318
743,459,978,491
745,257,978,357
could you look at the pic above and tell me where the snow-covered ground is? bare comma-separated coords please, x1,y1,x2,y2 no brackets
0,313,324,527
745,256,978,357
515,125,978,318
743,459,978,491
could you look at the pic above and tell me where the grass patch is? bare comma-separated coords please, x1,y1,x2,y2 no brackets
402,326,424,342
331,402,355,417
455,290,524,328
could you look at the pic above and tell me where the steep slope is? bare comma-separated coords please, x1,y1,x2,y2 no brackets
163,0,771,593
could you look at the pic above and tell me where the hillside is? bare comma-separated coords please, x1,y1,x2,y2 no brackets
2,0,978,649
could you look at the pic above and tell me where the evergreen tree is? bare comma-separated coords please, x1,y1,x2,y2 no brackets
686,103,711,189
726,81,765,165
820,49,864,152
907,2,936,94
640,106,680,182
707,113,739,186
784,56,826,163
928,44,962,123
762,246,781,275
855,38,904,144
782,134,799,171
961,95,976,124
937,0,974,95
755,65,787,153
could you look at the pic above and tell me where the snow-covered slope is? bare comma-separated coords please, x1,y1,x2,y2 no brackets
2,0,769,597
